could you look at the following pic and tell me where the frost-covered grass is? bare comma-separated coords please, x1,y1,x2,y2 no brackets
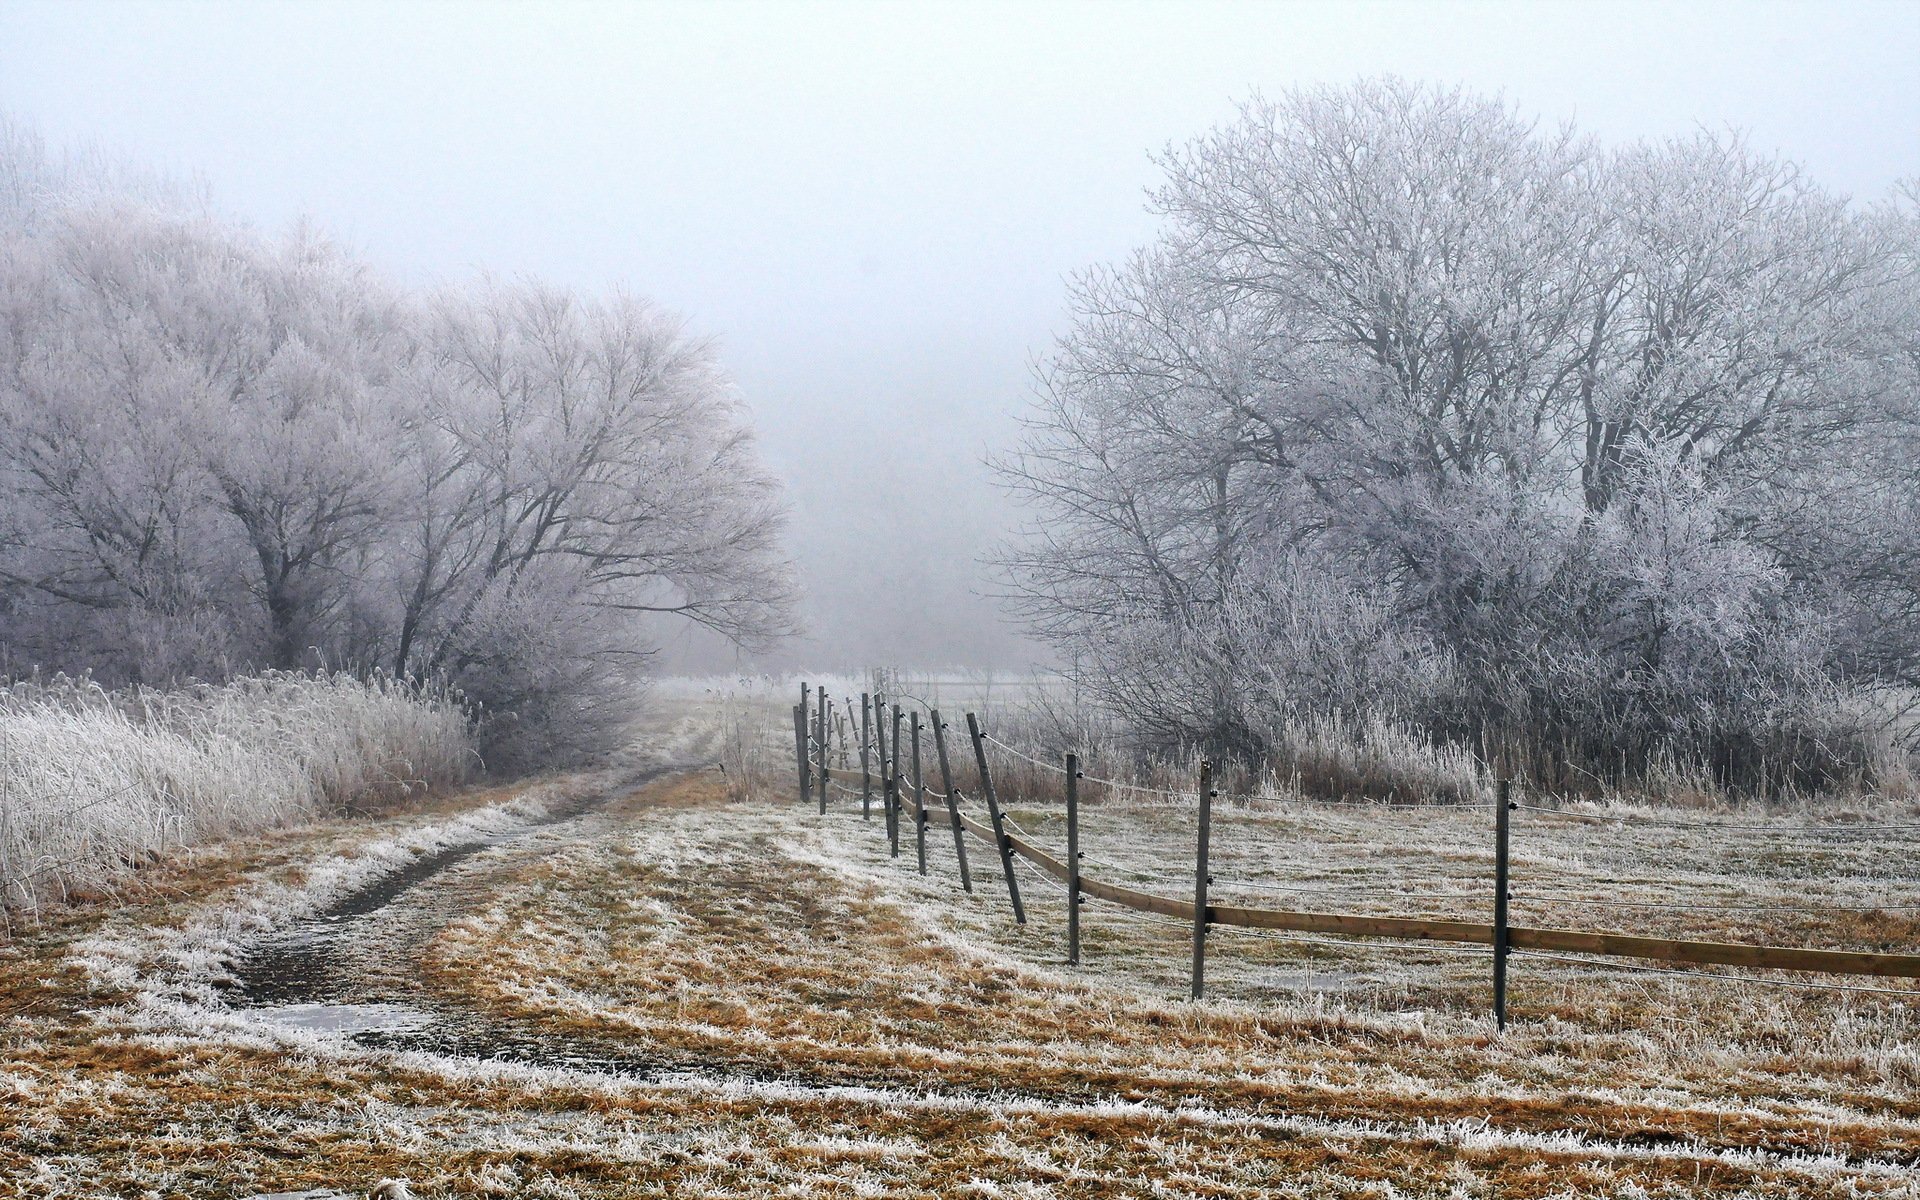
409,772,1920,1195
0,671,476,920
8,688,1920,1197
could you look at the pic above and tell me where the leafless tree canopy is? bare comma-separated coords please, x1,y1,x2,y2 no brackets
0,118,796,766
997,80,1920,795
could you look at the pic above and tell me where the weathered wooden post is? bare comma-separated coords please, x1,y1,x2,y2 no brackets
1191,759,1215,1000
792,704,809,805
875,698,894,856
800,683,812,806
965,712,1025,925
911,712,928,874
815,686,830,815
1066,751,1081,965
860,692,873,820
889,704,905,857
930,708,972,892
1493,777,1512,1031
874,692,893,849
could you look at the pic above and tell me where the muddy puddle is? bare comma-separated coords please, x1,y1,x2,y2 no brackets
250,1002,435,1036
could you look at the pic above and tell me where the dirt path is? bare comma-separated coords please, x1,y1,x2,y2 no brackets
225,765,724,1077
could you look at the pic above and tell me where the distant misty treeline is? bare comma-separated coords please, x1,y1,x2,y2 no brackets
1000,80,1920,797
0,118,793,768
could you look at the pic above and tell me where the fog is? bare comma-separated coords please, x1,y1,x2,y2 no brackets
2,0,1915,674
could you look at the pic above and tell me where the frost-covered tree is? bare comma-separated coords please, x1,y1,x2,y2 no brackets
379,281,793,766
0,207,407,674
1000,80,1920,796
0,118,794,764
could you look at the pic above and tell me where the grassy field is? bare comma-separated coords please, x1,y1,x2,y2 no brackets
4,690,1920,1197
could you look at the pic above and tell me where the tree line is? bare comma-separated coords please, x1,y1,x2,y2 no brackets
998,80,1920,797
0,118,794,767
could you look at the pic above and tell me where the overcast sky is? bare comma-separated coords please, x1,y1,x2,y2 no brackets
2,0,1916,673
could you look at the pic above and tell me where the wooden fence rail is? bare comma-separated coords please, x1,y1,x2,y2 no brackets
799,686,1920,1024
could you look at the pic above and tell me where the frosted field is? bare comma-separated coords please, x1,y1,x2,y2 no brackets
4,685,1920,1198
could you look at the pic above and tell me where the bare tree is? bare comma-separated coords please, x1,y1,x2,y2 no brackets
380,281,796,764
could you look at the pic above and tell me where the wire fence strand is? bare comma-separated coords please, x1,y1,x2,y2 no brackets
980,733,1197,800
1511,949,1920,998
1516,889,1920,914
1209,921,1495,960
1512,802,1920,836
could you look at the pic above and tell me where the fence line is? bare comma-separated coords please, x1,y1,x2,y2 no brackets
797,686,1920,1025
895,787,1920,976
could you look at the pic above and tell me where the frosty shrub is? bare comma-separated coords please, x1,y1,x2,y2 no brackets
998,80,1920,801
0,670,474,918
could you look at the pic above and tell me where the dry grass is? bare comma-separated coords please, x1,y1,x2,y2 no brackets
0,671,476,920
413,774,1920,1194
6,687,1920,1197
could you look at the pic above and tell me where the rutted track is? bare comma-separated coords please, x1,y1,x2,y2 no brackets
221,764,757,1078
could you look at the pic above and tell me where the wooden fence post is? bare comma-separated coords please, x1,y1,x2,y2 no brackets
889,704,905,857
1192,759,1214,1000
966,712,1025,925
800,684,812,806
1494,777,1512,1031
817,687,833,810
911,712,928,874
860,692,873,820
930,708,972,892
1067,751,1081,965
875,691,893,847
816,687,830,815
792,704,809,806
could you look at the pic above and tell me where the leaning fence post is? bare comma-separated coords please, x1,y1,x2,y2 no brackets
966,712,1025,925
1493,776,1512,1031
931,708,972,892
1191,759,1214,1000
889,704,905,857
911,711,928,874
1067,751,1081,965
860,692,873,820
792,704,810,806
